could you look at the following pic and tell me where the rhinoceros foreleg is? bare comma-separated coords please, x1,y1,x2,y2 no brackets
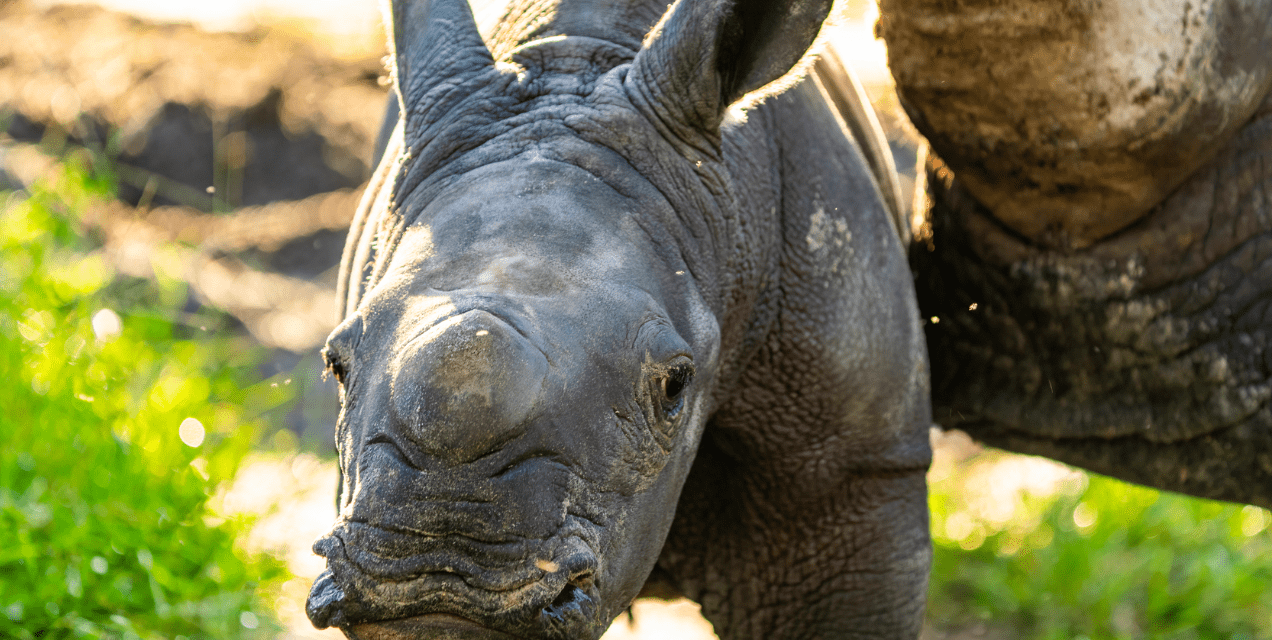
655,433,930,640
914,90,1272,509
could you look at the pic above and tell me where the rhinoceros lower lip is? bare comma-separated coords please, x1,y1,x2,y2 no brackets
346,613,517,640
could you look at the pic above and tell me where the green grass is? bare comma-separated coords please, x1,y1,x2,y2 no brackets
0,155,291,639
927,449,1272,639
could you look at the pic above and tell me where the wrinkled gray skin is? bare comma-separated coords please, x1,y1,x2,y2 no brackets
306,0,931,638
307,0,1272,636
884,0,1272,510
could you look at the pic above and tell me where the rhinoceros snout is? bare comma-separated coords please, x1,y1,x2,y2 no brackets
305,522,603,637
388,310,548,464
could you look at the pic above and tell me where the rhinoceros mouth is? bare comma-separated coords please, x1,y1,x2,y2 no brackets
307,520,603,639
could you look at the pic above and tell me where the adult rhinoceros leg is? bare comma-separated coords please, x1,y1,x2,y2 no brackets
879,0,1272,508
912,91,1272,509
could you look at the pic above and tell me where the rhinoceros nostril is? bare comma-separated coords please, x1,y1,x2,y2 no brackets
541,558,597,623
550,583,586,609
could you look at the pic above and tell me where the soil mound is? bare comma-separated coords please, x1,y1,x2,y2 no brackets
0,1,389,209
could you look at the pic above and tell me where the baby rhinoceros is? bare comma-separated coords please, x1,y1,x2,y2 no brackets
305,0,931,638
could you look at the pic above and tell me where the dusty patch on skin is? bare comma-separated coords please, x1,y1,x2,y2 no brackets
805,207,854,282
475,254,548,290
805,208,852,254
416,316,498,407
880,0,1272,245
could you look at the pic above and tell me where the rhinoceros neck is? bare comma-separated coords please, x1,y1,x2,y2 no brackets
486,0,673,59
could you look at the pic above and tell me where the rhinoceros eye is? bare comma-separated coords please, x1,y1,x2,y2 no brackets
322,346,349,387
322,314,363,392
656,362,694,420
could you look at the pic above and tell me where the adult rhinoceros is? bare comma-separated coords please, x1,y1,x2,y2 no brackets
304,0,1272,637
882,0,1272,512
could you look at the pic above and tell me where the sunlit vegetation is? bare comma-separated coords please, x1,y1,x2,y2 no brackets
927,443,1272,639
0,155,290,639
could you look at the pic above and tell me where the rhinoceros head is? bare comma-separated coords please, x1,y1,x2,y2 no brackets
305,0,831,637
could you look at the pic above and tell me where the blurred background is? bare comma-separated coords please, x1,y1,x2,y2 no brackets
1,1,1269,639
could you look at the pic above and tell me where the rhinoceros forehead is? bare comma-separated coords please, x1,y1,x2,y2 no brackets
387,55,726,231
389,158,663,288
359,45,734,350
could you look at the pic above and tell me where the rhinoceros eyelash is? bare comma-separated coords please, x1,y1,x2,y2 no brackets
322,315,365,388
321,347,351,387
661,365,693,401
649,361,694,423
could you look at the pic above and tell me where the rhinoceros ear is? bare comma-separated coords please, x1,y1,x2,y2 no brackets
386,0,494,134
630,0,832,130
